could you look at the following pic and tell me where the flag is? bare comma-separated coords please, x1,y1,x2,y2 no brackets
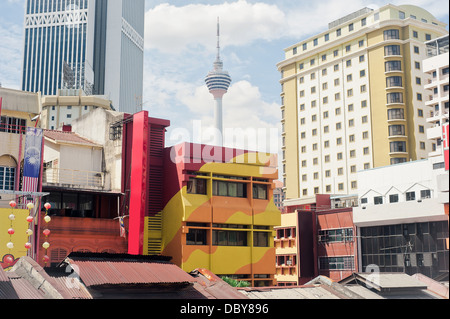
119,216,126,238
22,127,43,193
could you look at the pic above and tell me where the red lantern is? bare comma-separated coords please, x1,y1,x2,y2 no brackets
9,201,17,208
25,243,32,250
5,256,14,264
44,203,51,210
26,216,34,223
43,255,50,263
7,228,15,235
43,229,51,237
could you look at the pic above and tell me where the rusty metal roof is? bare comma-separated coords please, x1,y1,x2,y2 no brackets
0,265,44,299
190,268,249,299
64,253,195,288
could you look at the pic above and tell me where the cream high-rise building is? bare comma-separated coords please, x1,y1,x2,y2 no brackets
277,4,448,200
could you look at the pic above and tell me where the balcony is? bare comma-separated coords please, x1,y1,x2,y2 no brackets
43,167,104,190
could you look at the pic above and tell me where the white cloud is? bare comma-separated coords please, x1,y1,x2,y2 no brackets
0,23,23,89
144,0,286,53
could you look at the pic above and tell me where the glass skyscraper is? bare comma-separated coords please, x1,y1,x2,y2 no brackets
22,0,145,114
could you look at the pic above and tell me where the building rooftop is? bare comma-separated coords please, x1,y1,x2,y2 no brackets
44,129,102,147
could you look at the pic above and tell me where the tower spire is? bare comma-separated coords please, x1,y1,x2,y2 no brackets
205,17,232,146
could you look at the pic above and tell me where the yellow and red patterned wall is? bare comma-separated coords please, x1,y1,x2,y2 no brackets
143,142,281,287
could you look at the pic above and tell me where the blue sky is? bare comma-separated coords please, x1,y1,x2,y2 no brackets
1,0,449,179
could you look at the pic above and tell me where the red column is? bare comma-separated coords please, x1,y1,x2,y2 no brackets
128,111,149,255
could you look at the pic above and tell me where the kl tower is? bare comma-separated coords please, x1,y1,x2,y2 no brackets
205,17,232,146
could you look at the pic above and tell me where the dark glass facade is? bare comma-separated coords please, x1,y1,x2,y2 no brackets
360,221,449,279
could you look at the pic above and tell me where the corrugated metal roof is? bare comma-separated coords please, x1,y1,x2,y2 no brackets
7,272,45,299
69,259,196,287
191,268,249,299
50,276,93,299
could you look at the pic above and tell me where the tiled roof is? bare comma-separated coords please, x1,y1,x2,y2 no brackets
44,130,101,147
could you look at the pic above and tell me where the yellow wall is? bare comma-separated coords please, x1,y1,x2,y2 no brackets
281,63,299,199
0,208,30,270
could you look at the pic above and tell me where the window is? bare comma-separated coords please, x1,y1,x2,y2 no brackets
347,74,352,82
348,23,354,32
335,93,341,101
338,183,344,190
322,54,327,61
360,70,366,77
413,30,418,38
374,196,383,205
347,89,353,97
391,158,407,165
361,17,366,26
406,191,416,201
253,184,268,200
334,78,340,86
362,131,369,139
390,194,399,203
399,11,405,19
337,152,343,160
299,63,304,70
419,125,425,133
387,92,404,104
336,28,341,36
325,33,329,41
0,116,27,134
346,59,352,67
415,62,421,70
346,45,351,52
310,59,315,66
349,119,354,127
385,45,401,56
417,93,422,101
187,178,207,195
254,232,269,247
348,104,354,112
293,47,297,54
363,147,369,155
360,85,367,93
386,76,403,88
319,228,354,243
361,100,367,108
420,141,426,150
390,141,407,152
420,189,431,199
213,180,246,198
359,40,364,47
187,228,207,245
314,38,318,46
0,166,16,191
414,46,419,54
303,43,307,51
385,61,402,72
324,126,329,133
213,230,247,246
416,77,421,85
389,125,406,136
425,34,431,41
384,29,400,40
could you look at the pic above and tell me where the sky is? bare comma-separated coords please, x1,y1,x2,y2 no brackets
0,0,449,179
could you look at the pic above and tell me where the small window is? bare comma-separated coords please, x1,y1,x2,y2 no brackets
325,33,330,41
406,191,416,201
348,23,354,31
187,178,207,195
420,189,431,199
374,196,383,205
389,194,399,203
336,28,341,36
